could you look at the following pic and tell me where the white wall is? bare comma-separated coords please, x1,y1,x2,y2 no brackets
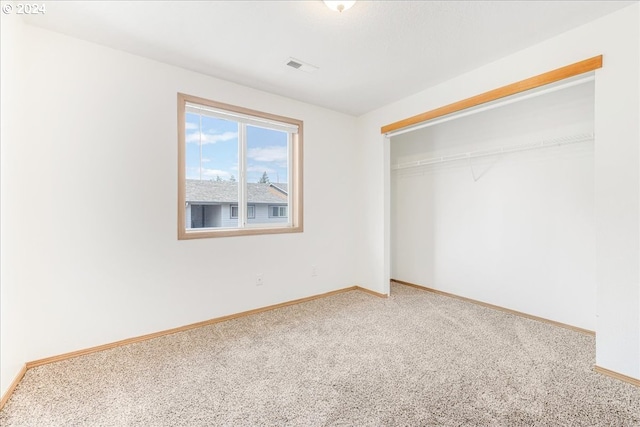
391,82,596,330
357,3,640,379
1,9,29,397
2,3,639,400
0,20,359,396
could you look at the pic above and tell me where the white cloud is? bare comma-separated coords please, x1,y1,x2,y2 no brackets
246,165,276,174
186,167,230,180
247,146,287,163
186,131,238,145
201,157,211,163
185,122,199,130
201,168,231,179
185,167,200,180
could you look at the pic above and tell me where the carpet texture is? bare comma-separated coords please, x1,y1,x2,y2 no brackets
2,283,640,426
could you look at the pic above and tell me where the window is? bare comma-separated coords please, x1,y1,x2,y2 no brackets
178,93,303,239
231,205,255,219
269,205,288,218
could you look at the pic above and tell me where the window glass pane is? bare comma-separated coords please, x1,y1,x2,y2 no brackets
180,94,302,239
268,205,287,218
247,125,289,225
184,113,239,229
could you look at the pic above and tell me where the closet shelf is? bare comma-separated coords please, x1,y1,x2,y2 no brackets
391,132,594,171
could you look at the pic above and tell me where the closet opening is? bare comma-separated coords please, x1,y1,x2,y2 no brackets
383,61,599,332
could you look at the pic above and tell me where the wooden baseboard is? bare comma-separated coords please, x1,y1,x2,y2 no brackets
25,286,388,370
594,365,640,387
27,286,364,369
0,285,367,407
0,364,27,410
1,284,634,409
391,279,595,336
1,284,375,408
355,286,388,298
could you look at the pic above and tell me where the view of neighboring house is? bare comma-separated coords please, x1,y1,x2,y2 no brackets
185,179,288,229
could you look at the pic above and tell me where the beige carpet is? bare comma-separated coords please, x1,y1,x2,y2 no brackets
2,283,639,426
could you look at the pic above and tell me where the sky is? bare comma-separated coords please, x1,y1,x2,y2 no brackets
185,112,289,184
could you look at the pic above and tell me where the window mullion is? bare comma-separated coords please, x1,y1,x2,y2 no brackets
287,133,293,227
239,123,247,228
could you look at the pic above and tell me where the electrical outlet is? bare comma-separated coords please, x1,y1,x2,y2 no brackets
256,274,264,286
311,266,318,277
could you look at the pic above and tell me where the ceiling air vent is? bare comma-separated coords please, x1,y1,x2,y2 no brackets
286,57,319,73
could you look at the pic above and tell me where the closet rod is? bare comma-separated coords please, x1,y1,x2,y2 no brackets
386,75,594,138
391,132,594,171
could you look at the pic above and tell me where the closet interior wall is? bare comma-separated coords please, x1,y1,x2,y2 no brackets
390,81,596,330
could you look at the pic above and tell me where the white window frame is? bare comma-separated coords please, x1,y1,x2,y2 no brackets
178,93,303,239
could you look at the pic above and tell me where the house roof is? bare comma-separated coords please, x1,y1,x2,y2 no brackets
186,180,287,204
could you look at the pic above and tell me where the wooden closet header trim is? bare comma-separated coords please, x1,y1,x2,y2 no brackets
381,55,603,135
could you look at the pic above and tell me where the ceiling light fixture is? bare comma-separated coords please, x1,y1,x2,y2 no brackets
323,1,356,13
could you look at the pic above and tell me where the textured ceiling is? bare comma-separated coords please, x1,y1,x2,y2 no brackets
24,1,632,116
